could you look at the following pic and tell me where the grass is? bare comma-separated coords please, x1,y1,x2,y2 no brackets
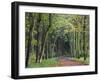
72,57,89,65
27,54,89,68
27,57,58,68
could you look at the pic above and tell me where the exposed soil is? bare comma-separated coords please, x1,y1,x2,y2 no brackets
56,57,87,66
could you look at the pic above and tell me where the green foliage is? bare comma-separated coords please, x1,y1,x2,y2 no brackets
25,12,90,67
31,39,37,46
28,58,58,68
42,13,49,27
72,57,89,65
28,53,36,66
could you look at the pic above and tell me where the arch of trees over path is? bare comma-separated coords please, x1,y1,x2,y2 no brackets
25,12,89,68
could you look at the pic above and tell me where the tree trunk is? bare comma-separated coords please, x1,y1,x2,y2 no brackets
38,14,52,63
83,16,86,60
51,36,57,58
35,14,42,63
25,13,34,67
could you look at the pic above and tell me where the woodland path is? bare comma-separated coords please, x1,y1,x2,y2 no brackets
56,56,87,66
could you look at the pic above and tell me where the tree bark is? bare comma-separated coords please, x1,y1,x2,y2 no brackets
38,14,52,63
25,13,34,67
35,14,42,63
83,16,86,60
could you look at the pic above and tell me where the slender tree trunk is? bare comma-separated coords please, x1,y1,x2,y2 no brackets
25,13,34,67
45,40,48,59
35,14,42,63
72,32,75,57
77,32,80,58
52,36,57,58
83,16,86,60
38,14,52,63
69,32,73,57
74,30,76,57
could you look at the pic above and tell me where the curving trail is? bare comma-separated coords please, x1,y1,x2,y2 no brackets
56,57,87,66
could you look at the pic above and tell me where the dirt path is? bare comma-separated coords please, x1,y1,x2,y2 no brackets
56,57,87,66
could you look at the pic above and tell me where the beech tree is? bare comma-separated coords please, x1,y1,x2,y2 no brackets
25,12,89,67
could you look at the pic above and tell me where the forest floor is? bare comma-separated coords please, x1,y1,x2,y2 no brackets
28,56,88,68
56,57,88,66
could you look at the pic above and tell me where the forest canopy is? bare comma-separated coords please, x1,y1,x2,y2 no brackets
25,12,89,68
